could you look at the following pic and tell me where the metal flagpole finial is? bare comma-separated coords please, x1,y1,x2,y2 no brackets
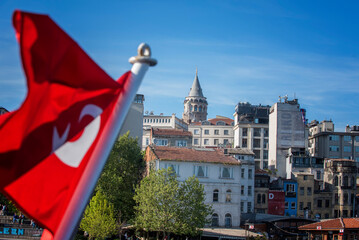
129,43,157,66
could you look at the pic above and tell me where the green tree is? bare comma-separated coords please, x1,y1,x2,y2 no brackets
134,168,212,239
80,190,117,240
176,176,213,236
96,132,144,223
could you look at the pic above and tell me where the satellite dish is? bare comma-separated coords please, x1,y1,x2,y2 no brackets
145,111,149,114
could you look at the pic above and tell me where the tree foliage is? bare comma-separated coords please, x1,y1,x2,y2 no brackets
133,168,212,238
96,132,144,223
80,190,117,240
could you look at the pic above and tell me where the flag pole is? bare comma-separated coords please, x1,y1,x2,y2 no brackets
53,43,157,240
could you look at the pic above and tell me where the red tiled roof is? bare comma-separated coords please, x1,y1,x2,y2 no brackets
190,117,234,126
148,146,240,165
152,128,192,137
299,218,359,230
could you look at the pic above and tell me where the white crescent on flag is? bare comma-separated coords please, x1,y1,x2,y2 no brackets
52,104,102,168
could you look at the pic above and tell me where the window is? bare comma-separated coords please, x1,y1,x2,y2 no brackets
317,200,322,208
264,128,269,137
356,146,359,153
226,190,232,203
344,193,348,204
335,194,339,204
307,187,312,196
165,164,179,175
204,129,209,135
325,213,329,219
194,138,199,145
307,202,311,210
254,128,261,137
223,139,229,145
300,187,304,196
176,140,187,147
334,176,338,186
329,135,339,141
214,139,219,145
343,176,349,187
240,201,244,212
225,214,232,227
299,202,303,210
344,146,351,152
263,150,268,159
242,139,247,148
257,194,261,204
263,139,268,148
221,167,233,178
286,184,295,192
247,202,252,213
304,175,308,180
285,202,289,209
145,138,149,146
211,214,219,227
248,169,253,179
195,165,207,177
241,185,244,195
213,190,219,202
242,128,248,136
194,129,199,135
214,129,219,135
316,171,321,179
155,139,168,146
253,139,261,148
248,186,252,196
204,139,209,145
253,150,260,159
344,135,351,142
199,106,202,112
262,194,266,204
291,202,296,209
329,145,339,152
325,199,330,208
241,169,245,178
224,130,229,135
194,106,197,111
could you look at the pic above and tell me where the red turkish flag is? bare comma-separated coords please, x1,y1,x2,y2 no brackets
0,11,134,238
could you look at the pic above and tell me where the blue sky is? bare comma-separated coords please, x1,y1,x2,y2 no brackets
1,1,358,131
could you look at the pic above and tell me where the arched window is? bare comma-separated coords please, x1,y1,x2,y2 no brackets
226,190,232,203
344,193,348,204
199,106,202,112
225,213,232,227
262,194,266,204
352,177,355,187
212,214,219,227
257,194,261,204
194,105,198,111
344,176,348,187
334,176,338,186
213,189,219,202
190,105,193,111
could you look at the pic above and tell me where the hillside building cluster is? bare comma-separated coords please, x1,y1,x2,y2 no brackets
112,69,359,234
2,69,359,239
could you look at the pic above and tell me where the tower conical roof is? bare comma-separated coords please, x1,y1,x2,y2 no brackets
188,68,204,97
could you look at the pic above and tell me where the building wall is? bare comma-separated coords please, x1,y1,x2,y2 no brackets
189,124,234,148
233,123,269,169
323,159,358,218
142,114,188,150
155,159,242,228
269,100,306,178
119,94,144,147
295,174,315,218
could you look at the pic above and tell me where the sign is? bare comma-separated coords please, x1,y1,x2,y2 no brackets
0,228,24,236
249,225,254,230
317,226,322,230
268,190,285,216
340,229,344,233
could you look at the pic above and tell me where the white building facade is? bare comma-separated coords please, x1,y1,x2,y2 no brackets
145,146,245,228
268,98,306,178
188,116,234,148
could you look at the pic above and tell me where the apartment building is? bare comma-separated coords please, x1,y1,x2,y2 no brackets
189,116,234,148
233,102,270,169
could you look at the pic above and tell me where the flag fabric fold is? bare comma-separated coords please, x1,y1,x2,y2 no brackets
0,10,134,238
